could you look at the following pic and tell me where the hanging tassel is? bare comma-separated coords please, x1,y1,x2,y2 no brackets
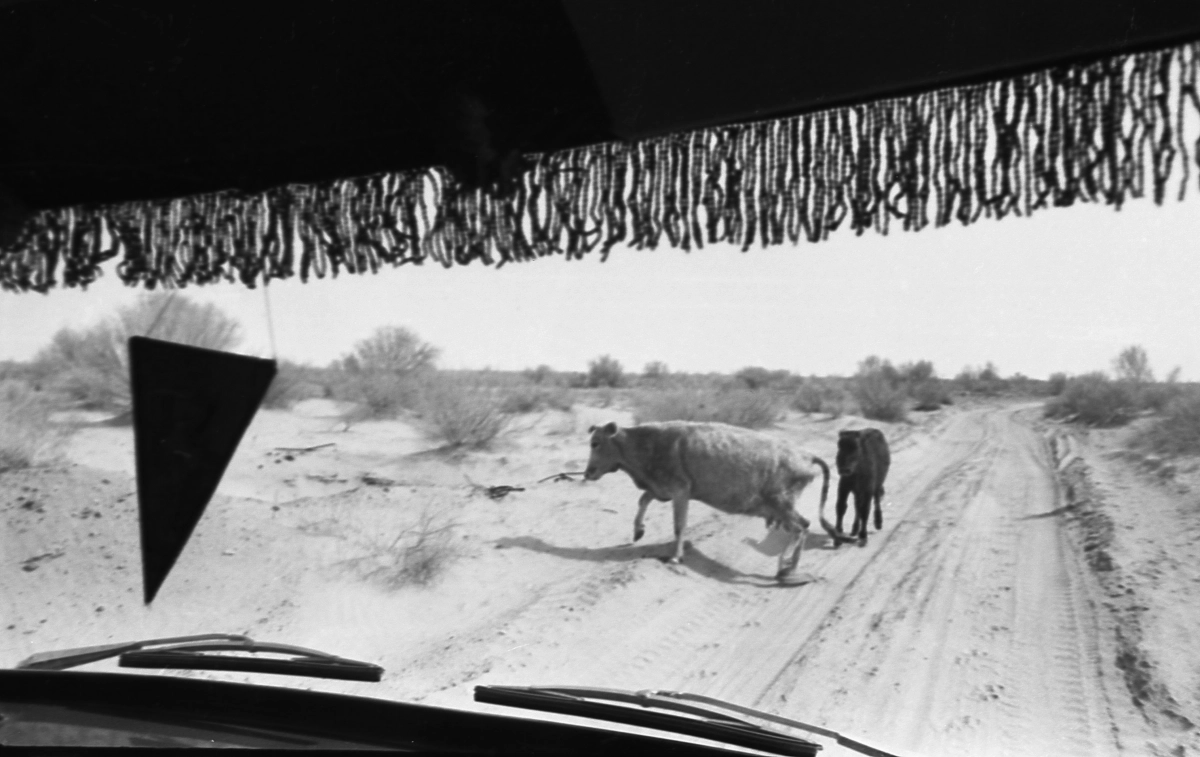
3,40,1199,293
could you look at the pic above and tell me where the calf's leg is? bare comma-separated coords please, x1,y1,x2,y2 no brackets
835,477,853,534
633,491,653,542
873,485,885,531
855,488,870,546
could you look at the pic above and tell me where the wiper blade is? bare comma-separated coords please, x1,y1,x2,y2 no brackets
475,685,820,757
17,635,384,683
16,634,252,672
475,685,900,757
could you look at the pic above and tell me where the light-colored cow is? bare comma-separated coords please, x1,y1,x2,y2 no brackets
584,421,851,583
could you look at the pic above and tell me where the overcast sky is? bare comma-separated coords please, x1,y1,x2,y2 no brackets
2,191,1198,381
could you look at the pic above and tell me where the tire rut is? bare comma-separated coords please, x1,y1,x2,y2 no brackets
740,407,1114,757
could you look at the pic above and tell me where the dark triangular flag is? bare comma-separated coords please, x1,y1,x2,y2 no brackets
130,337,276,604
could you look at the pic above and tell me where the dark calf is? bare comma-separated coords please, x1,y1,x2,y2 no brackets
834,428,891,547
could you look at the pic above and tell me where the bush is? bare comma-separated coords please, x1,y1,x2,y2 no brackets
419,380,509,448
633,388,782,429
642,361,670,382
587,355,624,388
954,363,1005,396
345,326,439,375
523,365,555,385
32,293,242,410
858,356,901,387
898,360,936,385
260,360,320,410
912,380,951,411
852,373,908,422
1113,345,1154,385
1043,372,1134,426
1134,382,1182,414
1132,391,1200,456
341,372,424,420
0,382,68,471
791,380,849,416
734,367,797,391
499,384,573,414
1047,372,1069,396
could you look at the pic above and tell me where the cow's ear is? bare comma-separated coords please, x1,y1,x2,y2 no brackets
588,425,597,433
602,422,617,435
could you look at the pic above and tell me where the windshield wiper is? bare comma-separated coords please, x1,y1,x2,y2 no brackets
475,685,900,757
16,634,384,683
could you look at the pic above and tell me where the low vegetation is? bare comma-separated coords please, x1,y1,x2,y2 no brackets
852,357,909,422
419,379,510,449
587,355,624,388
1044,372,1134,426
791,379,850,417
1132,390,1200,457
499,384,573,414
633,388,782,428
32,293,242,411
0,381,68,471
1045,347,1190,433
343,509,459,590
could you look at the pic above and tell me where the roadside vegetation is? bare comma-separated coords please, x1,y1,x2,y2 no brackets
1044,345,1190,427
1041,345,1200,462
30,292,242,411
15,291,1168,459
0,381,68,471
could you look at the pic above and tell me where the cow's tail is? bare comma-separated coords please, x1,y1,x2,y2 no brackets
812,456,856,546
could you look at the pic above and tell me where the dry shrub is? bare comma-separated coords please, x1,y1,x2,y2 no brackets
346,326,439,375
260,360,321,410
0,382,69,471
420,380,509,448
1131,390,1200,457
33,293,242,410
1044,373,1134,427
792,380,848,416
587,355,624,388
912,380,951,411
1133,382,1183,414
633,388,782,429
852,373,908,422
342,372,425,421
500,384,574,414
346,509,459,590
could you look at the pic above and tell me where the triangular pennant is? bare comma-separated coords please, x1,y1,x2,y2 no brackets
130,337,276,604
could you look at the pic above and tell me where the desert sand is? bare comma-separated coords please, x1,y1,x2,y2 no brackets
4,398,1198,756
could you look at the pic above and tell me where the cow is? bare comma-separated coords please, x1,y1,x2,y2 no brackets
833,428,891,546
583,421,855,583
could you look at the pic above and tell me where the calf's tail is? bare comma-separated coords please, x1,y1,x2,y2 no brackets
812,456,856,546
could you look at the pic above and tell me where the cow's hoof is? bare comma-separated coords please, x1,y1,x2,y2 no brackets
857,538,868,548
633,528,644,542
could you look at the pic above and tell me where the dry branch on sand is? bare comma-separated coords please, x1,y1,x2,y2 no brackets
339,509,460,590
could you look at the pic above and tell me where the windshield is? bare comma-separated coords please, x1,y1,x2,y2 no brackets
4,55,1200,757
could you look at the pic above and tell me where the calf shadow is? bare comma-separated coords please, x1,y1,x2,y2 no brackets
493,536,818,588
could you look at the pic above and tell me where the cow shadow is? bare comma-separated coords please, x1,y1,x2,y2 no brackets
493,536,816,588
741,528,830,557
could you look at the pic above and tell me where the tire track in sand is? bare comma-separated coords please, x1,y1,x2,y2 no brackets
746,406,1115,757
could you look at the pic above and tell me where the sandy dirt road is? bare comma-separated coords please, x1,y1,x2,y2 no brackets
5,400,1163,756
418,403,1137,757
